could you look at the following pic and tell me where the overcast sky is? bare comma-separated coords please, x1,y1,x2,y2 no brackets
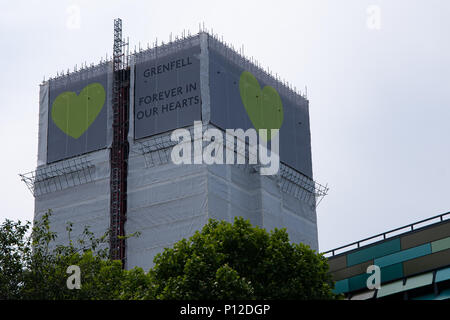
1,0,449,252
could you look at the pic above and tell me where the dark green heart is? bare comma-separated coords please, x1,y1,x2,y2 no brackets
239,71,283,141
51,83,106,139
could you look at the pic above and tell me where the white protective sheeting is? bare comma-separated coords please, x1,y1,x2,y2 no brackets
207,164,262,226
126,137,209,271
260,175,318,250
37,83,49,166
34,149,111,251
207,163,318,250
128,55,136,143
126,121,318,271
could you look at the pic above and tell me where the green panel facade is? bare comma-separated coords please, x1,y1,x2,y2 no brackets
374,243,431,267
346,239,401,267
431,237,450,253
333,279,349,294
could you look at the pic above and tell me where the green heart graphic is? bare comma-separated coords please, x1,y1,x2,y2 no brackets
51,83,106,139
239,71,283,141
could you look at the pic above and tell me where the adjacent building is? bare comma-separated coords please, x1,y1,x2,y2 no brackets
326,212,450,300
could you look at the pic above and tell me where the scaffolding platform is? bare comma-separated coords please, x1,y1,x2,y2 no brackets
19,157,95,197
278,164,328,208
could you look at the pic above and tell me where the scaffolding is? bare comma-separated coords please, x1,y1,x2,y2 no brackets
24,23,326,265
278,164,328,208
133,123,327,208
135,135,178,168
19,157,95,197
109,18,130,265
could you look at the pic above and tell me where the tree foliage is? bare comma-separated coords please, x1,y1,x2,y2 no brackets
149,217,336,299
0,211,137,299
0,213,337,300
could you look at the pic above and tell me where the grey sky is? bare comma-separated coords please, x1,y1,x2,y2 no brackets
1,0,449,252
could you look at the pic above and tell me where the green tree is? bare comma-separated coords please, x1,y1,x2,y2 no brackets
0,211,148,300
0,219,31,299
0,213,337,300
149,217,337,300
